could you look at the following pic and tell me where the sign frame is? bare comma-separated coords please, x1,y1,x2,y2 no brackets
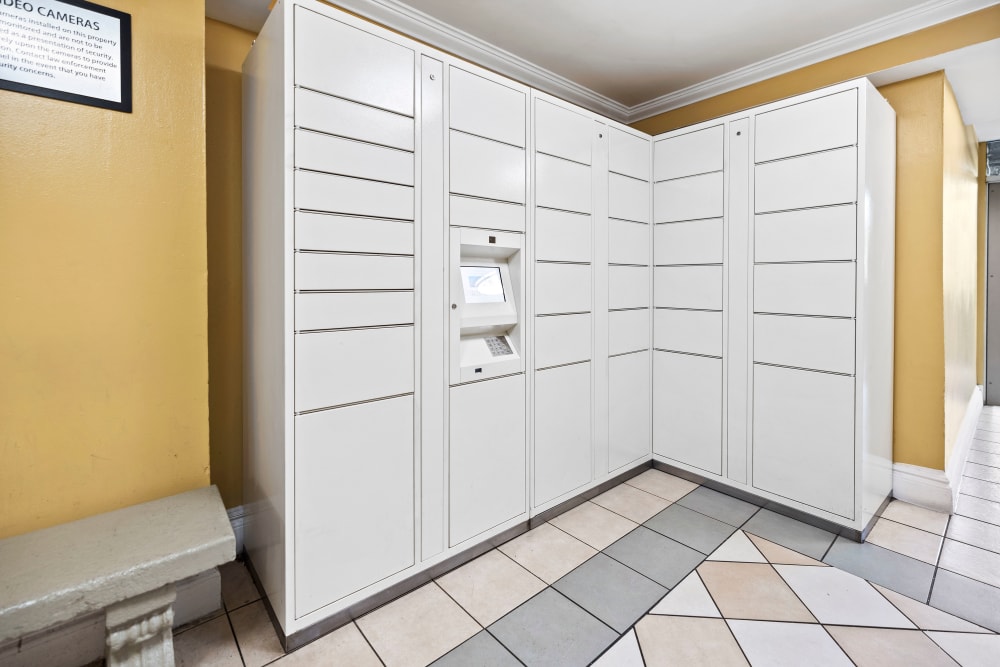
0,0,132,112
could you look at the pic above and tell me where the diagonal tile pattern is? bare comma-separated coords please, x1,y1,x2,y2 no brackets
175,447,1000,666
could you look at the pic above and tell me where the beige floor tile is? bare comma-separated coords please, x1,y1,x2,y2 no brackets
436,549,546,626
549,501,638,550
926,631,1000,667
498,522,597,584
746,533,827,566
866,518,943,564
775,565,913,628
355,583,479,667
697,561,815,622
276,622,381,667
880,500,950,536
625,468,699,502
826,626,958,667
635,615,748,666
173,615,242,667
591,482,672,522
220,560,262,611
938,539,1000,588
229,600,285,667
728,620,852,666
870,583,990,633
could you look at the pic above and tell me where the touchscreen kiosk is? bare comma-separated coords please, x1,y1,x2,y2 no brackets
450,227,524,384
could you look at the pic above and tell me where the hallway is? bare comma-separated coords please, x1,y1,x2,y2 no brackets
173,408,1000,666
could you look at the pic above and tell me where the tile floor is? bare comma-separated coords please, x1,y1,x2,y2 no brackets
175,407,1000,666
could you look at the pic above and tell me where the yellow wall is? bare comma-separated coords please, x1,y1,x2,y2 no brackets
941,79,980,465
206,18,256,509
632,5,1000,135
879,74,947,470
0,0,209,539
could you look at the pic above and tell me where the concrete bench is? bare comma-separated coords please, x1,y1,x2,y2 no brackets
0,486,235,666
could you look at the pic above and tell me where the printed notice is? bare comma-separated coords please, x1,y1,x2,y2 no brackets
0,0,131,112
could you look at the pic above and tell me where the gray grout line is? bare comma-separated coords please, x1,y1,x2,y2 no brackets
222,608,248,667
353,620,389,667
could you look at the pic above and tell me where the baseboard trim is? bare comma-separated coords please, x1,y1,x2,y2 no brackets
892,385,983,514
892,463,953,513
946,385,984,507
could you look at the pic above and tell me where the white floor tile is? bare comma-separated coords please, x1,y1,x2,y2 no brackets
707,530,767,563
774,564,914,628
926,631,1000,667
649,571,720,617
727,620,852,666
592,629,644,667
938,538,1000,588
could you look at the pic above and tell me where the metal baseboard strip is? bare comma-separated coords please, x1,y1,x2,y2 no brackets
650,459,873,543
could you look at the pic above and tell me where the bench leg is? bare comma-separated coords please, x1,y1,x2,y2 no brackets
105,583,177,667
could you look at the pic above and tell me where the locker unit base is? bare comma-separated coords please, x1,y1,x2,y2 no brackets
650,459,891,543
248,459,651,652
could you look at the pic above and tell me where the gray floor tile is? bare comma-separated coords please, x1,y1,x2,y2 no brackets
823,536,935,601
956,493,1000,525
967,448,1000,469
488,588,618,667
552,553,667,633
675,486,760,527
603,526,705,589
929,569,1000,633
961,477,1000,503
741,509,836,560
431,631,522,667
644,504,738,555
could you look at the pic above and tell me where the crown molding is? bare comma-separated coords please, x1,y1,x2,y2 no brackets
325,0,631,122
626,0,998,122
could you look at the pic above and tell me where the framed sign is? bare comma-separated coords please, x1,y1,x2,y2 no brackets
0,0,131,112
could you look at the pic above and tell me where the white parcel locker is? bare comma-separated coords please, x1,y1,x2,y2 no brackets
450,131,526,204
609,266,651,310
754,89,857,163
609,351,651,471
295,212,413,255
609,219,650,266
295,130,414,185
754,205,857,263
654,219,723,265
535,208,592,263
754,314,855,374
536,153,592,214
609,174,650,223
294,396,414,617
296,171,414,220
754,263,855,317
754,147,857,213
535,263,592,314
296,253,413,291
295,87,414,151
654,124,724,181
534,363,593,506
655,266,723,310
610,128,651,181
535,314,592,368
535,99,593,165
296,292,413,332
294,6,414,116
753,365,856,519
449,375,527,547
449,66,526,147
654,171,725,223
609,309,650,356
295,327,414,412
654,351,723,475
654,309,723,357
450,196,525,233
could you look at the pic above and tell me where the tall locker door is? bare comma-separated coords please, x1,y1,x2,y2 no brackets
294,397,415,617
607,127,652,471
535,363,592,505
533,96,595,507
652,124,725,474
450,376,527,546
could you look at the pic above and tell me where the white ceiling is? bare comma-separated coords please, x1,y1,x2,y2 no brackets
206,0,1000,137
